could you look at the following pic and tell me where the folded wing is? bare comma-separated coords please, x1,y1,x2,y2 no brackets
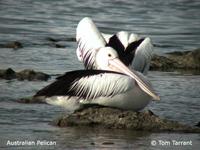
34,70,133,101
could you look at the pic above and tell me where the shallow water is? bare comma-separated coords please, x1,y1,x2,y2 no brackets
0,0,200,149
0,72,200,150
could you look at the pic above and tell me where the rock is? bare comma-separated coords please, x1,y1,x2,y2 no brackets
52,107,200,133
167,49,200,69
0,68,50,81
0,68,16,80
150,49,200,71
195,122,200,127
46,37,60,42
46,37,76,42
0,41,23,49
17,96,45,104
150,55,177,71
46,37,75,48
50,42,68,48
16,69,50,81
54,43,66,48
102,142,114,145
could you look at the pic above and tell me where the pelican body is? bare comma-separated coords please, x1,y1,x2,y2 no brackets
34,70,152,111
34,17,160,112
35,45,159,112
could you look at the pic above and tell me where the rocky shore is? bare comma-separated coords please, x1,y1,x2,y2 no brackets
0,41,23,49
17,96,45,104
0,68,50,81
1,49,200,81
150,48,200,71
52,106,200,133
1,40,200,72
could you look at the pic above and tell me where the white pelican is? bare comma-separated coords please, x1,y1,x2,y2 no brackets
76,17,153,75
34,46,160,112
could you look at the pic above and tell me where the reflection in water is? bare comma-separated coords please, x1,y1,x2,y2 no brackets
54,127,151,149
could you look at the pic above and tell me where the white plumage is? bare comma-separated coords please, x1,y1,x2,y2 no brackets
42,71,152,111
76,17,154,75
34,17,160,112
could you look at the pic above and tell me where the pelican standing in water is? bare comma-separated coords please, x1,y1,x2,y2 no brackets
34,18,160,112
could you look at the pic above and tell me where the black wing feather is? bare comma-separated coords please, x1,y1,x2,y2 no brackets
106,35,144,66
106,35,129,65
34,70,124,98
124,38,145,65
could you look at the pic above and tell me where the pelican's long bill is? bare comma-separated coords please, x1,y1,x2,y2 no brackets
108,58,160,100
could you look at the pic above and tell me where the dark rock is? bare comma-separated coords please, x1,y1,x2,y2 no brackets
102,142,114,145
17,96,45,104
0,68,16,80
150,55,177,71
0,68,50,81
90,142,95,145
195,122,200,127
55,43,66,48
46,37,76,42
46,37,60,42
150,49,200,71
65,37,76,42
50,42,68,48
16,69,50,81
52,107,200,133
46,37,75,48
0,41,23,49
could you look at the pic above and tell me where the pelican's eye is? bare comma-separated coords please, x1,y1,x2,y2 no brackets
108,54,111,57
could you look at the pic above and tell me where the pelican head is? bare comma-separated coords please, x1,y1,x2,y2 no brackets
95,47,160,101
95,47,118,70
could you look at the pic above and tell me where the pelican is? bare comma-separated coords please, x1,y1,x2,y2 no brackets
34,46,160,112
76,17,153,75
